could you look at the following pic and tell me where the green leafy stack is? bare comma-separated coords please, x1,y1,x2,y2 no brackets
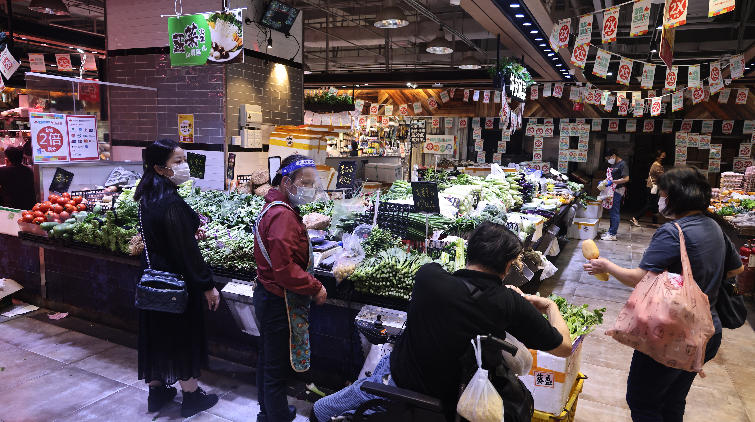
548,294,606,342
362,227,403,258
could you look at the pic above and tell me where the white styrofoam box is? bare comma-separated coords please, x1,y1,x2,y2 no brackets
364,164,380,181
232,136,241,146
375,163,403,183
567,217,600,240
241,129,262,148
241,104,262,126
576,200,603,219
269,131,327,164
519,336,584,415
521,214,544,241
0,208,23,235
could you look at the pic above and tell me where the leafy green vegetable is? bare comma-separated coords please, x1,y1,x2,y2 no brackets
741,199,755,211
299,200,335,217
548,294,606,342
362,227,402,258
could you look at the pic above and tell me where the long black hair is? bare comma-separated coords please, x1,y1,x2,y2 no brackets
271,154,310,187
134,139,180,204
467,221,523,274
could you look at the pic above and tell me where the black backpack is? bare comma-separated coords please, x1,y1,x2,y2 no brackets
716,276,747,329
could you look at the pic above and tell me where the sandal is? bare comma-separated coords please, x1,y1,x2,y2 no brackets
630,218,641,227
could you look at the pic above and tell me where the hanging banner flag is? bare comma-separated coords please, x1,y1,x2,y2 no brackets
413,102,422,114
675,132,688,146
571,43,589,68
680,119,693,132
592,119,602,131
616,58,633,85
380,116,389,125
660,26,675,67
530,85,539,100
384,104,393,115
664,0,689,28
691,87,704,104
592,49,611,78
672,90,684,111
608,119,619,132
439,91,449,103
730,54,745,79
28,53,46,72
651,97,662,116
688,64,701,87
584,89,595,105
744,120,755,134
450,88,456,98
459,118,468,128
370,104,379,115
427,97,438,109
605,94,615,112
54,54,73,71
736,88,749,104
699,135,711,149
626,119,637,132
500,100,510,129
543,83,552,97
740,143,753,157
602,6,620,43
718,88,731,103
81,54,97,71
631,0,652,36
399,104,409,115
483,90,491,103
431,117,440,128
498,142,507,153
472,117,481,128
618,96,630,116
662,119,673,133
641,63,656,89
444,117,453,129
576,14,593,46
494,91,501,103
644,120,655,132
485,118,495,129
355,99,364,111
709,61,724,93
168,9,244,66
553,83,564,98
722,120,734,134
709,0,735,17
473,91,480,101
665,66,678,90
549,18,571,51
463,89,470,102
634,99,645,117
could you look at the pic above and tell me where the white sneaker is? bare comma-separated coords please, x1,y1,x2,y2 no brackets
601,234,617,241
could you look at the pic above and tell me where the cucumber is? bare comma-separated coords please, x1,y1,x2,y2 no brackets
40,222,59,232
52,223,72,238
62,233,72,241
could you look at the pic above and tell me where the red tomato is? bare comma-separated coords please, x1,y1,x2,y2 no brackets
57,197,69,206
33,211,44,219
45,211,56,222
72,196,83,205
22,214,34,223
64,204,76,213
59,211,70,222
49,194,59,203
40,201,52,213
52,218,61,224
17,218,24,224
77,203,87,211
32,204,41,212
52,204,64,214
62,192,71,199
33,217,45,225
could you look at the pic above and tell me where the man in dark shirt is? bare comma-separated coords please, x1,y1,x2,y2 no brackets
602,149,629,241
0,147,36,210
312,222,572,422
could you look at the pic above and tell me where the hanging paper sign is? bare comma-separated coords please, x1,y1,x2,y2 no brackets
384,104,393,116
357,116,367,127
578,124,589,137
676,146,688,161
477,151,486,163
730,54,745,79
736,88,749,104
533,150,543,162
626,119,637,132
473,128,482,139
534,138,544,151
484,118,494,129
53,54,73,71
439,91,449,103
699,135,711,149
492,153,502,165
644,120,655,132
605,94,615,112
602,6,620,43
709,62,724,94
709,0,735,17
472,117,481,128
703,87,711,102
472,91,480,102
710,145,722,159
569,86,581,102
692,87,705,104
740,143,753,157
413,102,422,114
427,97,438,109
369,104,379,115
502,133,510,142
718,88,731,103
590,119,601,131
664,66,678,90
559,137,569,149
641,63,656,89
463,90,470,102
78,83,100,102
650,97,662,116
631,0,652,36
606,119,618,132
570,43,589,68
549,18,571,51
494,91,501,103
672,90,684,111
553,83,564,98
573,14,593,46
450,88,456,98
530,85,539,100
533,124,544,138
592,49,611,78
744,120,755,134
65,115,99,161
544,125,554,137
355,99,365,112
370,116,377,126
708,159,721,173
688,64,701,87
31,113,70,162
664,0,689,28
687,134,699,147
458,118,468,128
661,119,673,133
616,58,633,85
483,90,491,103
679,120,692,132
445,117,453,129
734,158,754,171
28,53,46,72
498,142,507,153
399,104,409,115
543,83,552,98
81,54,97,71
525,123,535,137
618,97,629,116
430,117,440,128
675,132,688,146
701,120,714,133
634,99,645,117
584,89,594,105
378,116,387,125
578,137,589,150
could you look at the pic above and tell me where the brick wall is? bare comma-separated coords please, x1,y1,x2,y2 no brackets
0,235,41,296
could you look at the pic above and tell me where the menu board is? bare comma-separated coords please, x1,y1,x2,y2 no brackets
49,167,74,194
409,120,426,145
187,151,206,179
226,153,236,183
66,115,99,161
336,160,357,189
31,113,70,162
411,181,440,214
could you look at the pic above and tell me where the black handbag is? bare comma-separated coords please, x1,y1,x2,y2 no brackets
716,276,747,330
134,205,188,314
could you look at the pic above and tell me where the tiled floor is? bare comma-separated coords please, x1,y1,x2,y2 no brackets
540,219,755,422
1,218,754,421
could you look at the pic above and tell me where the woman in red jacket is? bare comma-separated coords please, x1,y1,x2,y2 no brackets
253,154,328,422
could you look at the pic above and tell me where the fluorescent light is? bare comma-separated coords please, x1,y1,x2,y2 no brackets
657,25,662,29
552,57,558,60
539,43,546,46
515,14,524,17
530,30,538,34
523,22,531,26
535,38,543,41
556,64,562,67
651,49,657,53
607,72,613,75
342,85,346,87
547,53,554,56
510,3,520,7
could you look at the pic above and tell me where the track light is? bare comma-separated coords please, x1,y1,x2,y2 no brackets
374,0,409,28
267,37,273,49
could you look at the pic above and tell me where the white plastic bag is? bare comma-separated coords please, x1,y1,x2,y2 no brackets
457,337,504,422
332,232,365,282
500,334,532,377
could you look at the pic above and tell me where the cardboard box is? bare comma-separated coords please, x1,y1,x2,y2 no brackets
0,208,24,236
567,218,600,239
520,336,584,415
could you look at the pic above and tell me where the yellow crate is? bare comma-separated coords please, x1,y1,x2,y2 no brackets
531,373,586,422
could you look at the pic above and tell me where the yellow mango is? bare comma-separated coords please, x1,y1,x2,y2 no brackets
582,239,610,281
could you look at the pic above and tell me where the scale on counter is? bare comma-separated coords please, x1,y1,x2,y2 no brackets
355,305,407,345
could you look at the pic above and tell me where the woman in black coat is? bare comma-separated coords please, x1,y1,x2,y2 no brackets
134,139,220,417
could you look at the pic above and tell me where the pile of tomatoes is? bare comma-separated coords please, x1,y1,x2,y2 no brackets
19,193,88,225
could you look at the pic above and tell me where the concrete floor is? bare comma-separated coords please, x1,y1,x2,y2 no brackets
1,218,754,421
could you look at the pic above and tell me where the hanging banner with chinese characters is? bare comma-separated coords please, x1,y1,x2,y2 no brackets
644,119,655,132
641,63,656,89
634,99,645,117
692,87,704,105
650,97,662,116
675,132,687,146
427,97,438,109
730,54,745,79
463,90,470,102
569,86,582,102
28,53,46,72
355,99,364,112
54,54,73,71
472,117,481,128
699,135,711,149
662,119,673,133
494,91,501,103
399,104,409,115
686,133,698,147
631,0,652,36
672,90,684,111
443,117,452,129
743,120,754,134
483,90,491,103
592,49,611,78
722,120,734,134
736,88,749,104
530,85,539,100
168,9,244,66
709,61,724,93
31,113,70,162
608,119,619,132
439,91,449,103
605,94,615,112
665,66,678,90
543,83,551,97
702,120,714,133
617,58,633,85
459,118,468,129
626,119,637,132
384,104,393,116
485,118,495,129
370,104,379,115
618,96,630,116
413,102,422,114
571,43,589,68
709,0,735,17
431,117,440,128
473,91,480,101
718,88,731,103
664,0,689,28
592,119,602,131
549,18,571,51
553,83,564,98
602,6,620,43
688,64,701,87
679,119,692,132
576,14,593,45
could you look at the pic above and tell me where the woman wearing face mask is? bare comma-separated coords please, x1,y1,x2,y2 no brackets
254,154,328,422
601,149,630,241
631,150,666,228
134,139,220,417
584,166,743,421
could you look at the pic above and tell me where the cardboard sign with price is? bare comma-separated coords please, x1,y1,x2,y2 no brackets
31,113,70,162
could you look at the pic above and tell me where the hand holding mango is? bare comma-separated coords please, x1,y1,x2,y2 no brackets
582,239,610,281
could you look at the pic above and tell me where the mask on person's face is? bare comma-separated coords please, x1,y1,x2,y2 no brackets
165,162,191,185
285,177,317,207
607,157,616,165
658,196,675,219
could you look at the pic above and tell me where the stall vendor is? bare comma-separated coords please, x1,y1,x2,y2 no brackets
253,154,329,422
0,146,36,210
601,149,629,241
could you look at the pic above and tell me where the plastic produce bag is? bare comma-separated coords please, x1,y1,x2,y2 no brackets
457,336,504,422
500,334,532,377
329,197,367,236
332,232,365,282
105,167,141,187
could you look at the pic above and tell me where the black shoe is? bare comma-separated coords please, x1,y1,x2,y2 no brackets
257,405,297,422
148,385,177,413
180,387,219,418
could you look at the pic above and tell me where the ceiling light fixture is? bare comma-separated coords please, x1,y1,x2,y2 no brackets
303,62,311,74
556,64,562,67
539,43,546,46
523,22,531,26
426,26,453,54
515,14,524,17
651,49,657,53
267,37,273,49
28,0,69,15
459,53,481,69
547,53,554,56
510,3,520,7
374,0,409,28
607,72,613,75
657,25,663,29
530,30,538,34
535,38,543,41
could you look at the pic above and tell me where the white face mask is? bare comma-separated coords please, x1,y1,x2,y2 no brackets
284,177,318,207
608,158,616,165
166,162,191,185
658,196,674,219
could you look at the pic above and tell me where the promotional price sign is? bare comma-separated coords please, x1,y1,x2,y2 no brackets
701,120,714,133
553,83,564,98
709,0,735,17
605,94,615,112
718,89,731,103
662,119,673,133
477,151,486,163
459,118,468,128
665,66,678,90
370,104,379,115
413,102,423,114
734,158,753,171
730,54,745,79
744,120,755,134
31,113,70,162
602,6,620,43
641,63,656,89
609,119,619,132
28,53,46,72
66,115,98,161
576,14,593,45
626,119,637,132
485,118,494,129
463,90,470,102
699,135,711,149
675,132,688,146
692,87,705,104
549,18,571,51
54,54,73,71
570,44,589,68
709,62,724,93
530,85,539,100
617,58,633,85
618,97,629,116
168,9,244,66
578,137,589,150
178,114,194,142
498,142,507,153
709,159,721,173
736,89,749,104
631,0,651,36
411,182,440,214
423,135,455,155
664,0,689,28
644,120,655,132
688,64,701,87
672,90,684,111
427,97,438,109
592,49,611,78
680,120,693,132
687,134,699,147
739,143,753,158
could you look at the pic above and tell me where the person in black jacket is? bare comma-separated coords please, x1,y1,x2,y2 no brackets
0,146,36,210
134,139,220,417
